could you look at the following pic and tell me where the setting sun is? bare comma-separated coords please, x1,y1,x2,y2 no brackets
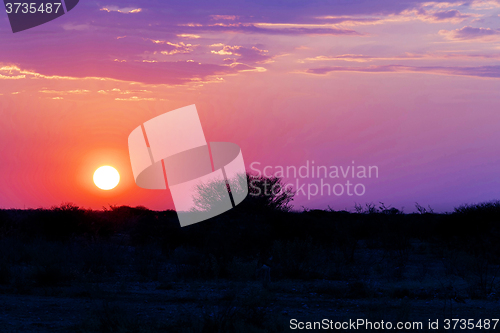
93,166,120,190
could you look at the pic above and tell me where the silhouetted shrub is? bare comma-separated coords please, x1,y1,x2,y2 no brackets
23,203,91,241
237,173,295,213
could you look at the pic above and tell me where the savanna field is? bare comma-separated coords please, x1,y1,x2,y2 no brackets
3,0,500,331
0,176,500,332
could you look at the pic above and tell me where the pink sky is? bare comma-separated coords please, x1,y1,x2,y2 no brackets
1,0,500,212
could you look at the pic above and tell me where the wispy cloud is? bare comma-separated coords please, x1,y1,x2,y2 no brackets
423,0,500,10
210,44,271,63
316,6,473,27
440,26,500,40
211,15,239,20
179,22,361,35
100,6,142,14
301,52,500,62
115,96,156,101
0,73,25,79
428,9,471,22
305,64,500,78
469,0,500,10
144,39,199,55
62,23,92,31
39,89,90,94
177,34,201,39
0,60,261,86
301,54,428,63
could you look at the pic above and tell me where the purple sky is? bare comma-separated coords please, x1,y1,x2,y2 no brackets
1,0,499,212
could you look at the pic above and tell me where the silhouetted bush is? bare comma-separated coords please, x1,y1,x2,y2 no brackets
237,173,295,213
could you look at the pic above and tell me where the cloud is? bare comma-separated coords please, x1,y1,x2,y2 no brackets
179,22,361,36
62,23,92,31
100,6,142,14
115,96,156,101
301,52,500,62
160,48,196,56
430,9,471,21
211,15,238,20
0,61,260,86
316,7,472,27
313,16,385,26
303,54,397,62
227,63,267,72
440,26,500,40
39,89,90,94
0,29,268,86
0,73,25,79
305,64,500,78
210,44,271,63
99,0,462,26
177,34,201,39
422,0,500,10
142,39,199,55
469,0,500,10
2,0,493,88
392,7,474,24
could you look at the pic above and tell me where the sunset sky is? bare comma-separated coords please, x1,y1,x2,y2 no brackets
1,0,500,212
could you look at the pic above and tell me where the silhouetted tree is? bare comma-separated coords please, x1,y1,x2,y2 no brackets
244,173,295,212
190,172,295,214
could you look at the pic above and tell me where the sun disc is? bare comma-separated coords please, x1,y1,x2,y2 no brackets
93,166,120,190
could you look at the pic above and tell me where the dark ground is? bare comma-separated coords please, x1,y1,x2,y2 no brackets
0,199,500,332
